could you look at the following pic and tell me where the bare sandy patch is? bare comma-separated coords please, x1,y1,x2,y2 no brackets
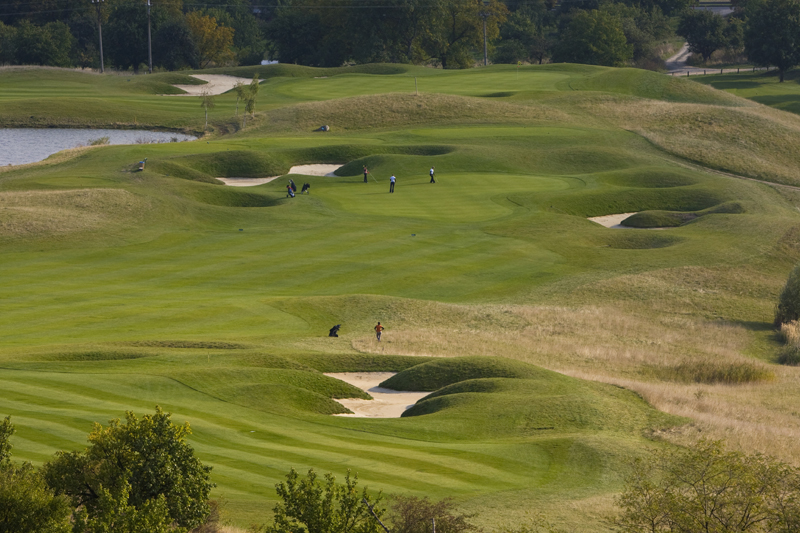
216,177,279,187
170,75,261,96
288,164,341,177
588,212,637,228
325,372,428,418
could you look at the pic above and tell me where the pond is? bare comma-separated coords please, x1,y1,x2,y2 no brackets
0,128,196,166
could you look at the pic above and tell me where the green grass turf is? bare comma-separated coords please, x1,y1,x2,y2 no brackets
696,68,800,115
2,64,800,530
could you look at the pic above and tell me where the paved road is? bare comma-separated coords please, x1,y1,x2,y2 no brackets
665,42,773,76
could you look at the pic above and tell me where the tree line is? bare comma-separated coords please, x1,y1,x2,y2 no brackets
2,0,800,80
0,0,267,72
0,0,686,72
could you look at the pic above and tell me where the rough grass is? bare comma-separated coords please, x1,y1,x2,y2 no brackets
778,321,800,365
0,188,151,239
255,93,570,134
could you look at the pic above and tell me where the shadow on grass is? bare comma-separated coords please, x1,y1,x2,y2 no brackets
707,80,761,90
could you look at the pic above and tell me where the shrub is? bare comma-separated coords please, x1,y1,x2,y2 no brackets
616,439,800,533
775,263,800,326
388,496,479,533
88,137,110,146
266,468,385,533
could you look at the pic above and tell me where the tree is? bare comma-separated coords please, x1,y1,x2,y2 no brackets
552,10,633,67
428,0,508,68
13,20,74,67
0,463,71,533
745,0,800,82
677,9,727,62
186,12,235,68
248,74,259,118
0,417,71,533
43,407,214,531
0,416,12,463
153,17,200,71
200,90,215,131
493,4,555,64
775,263,800,325
241,75,259,128
105,3,164,72
267,468,385,533
616,439,800,533
234,81,247,117
0,21,16,65
388,496,479,533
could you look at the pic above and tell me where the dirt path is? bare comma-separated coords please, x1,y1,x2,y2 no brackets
665,41,774,77
325,372,428,418
171,75,261,96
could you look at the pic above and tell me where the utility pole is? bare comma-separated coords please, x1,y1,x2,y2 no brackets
480,0,490,66
147,0,153,74
91,0,105,73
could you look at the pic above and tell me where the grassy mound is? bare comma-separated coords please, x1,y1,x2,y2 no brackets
196,63,410,80
573,68,746,106
401,375,680,438
599,168,699,188
50,350,149,361
172,368,370,415
622,211,694,228
128,340,247,349
259,93,568,134
624,201,747,228
550,186,728,217
379,356,549,391
603,232,682,249
188,185,279,208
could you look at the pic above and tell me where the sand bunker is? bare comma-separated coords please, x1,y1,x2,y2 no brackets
288,164,340,177
325,372,429,418
216,165,342,187
216,177,280,187
170,75,261,96
588,212,637,229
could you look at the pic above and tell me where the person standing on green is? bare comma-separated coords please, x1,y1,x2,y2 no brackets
429,166,436,183
363,165,369,183
389,175,396,193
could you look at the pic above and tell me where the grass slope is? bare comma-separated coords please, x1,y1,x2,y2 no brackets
2,64,800,530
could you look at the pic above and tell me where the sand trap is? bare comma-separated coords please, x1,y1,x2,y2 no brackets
170,75,262,96
588,212,637,229
216,176,279,187
216,165,340,187
325,372,429,418
288,164,341,177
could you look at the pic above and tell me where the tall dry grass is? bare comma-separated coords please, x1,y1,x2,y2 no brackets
351,303,800,464
778,320,800,365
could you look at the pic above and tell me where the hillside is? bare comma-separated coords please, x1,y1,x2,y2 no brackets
2,64,800,530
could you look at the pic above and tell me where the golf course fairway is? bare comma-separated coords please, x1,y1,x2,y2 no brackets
3,63,800,531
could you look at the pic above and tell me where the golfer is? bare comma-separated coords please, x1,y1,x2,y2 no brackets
429,166,435,183
363,165,369,183
375,322,384,341
389,175,396,193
